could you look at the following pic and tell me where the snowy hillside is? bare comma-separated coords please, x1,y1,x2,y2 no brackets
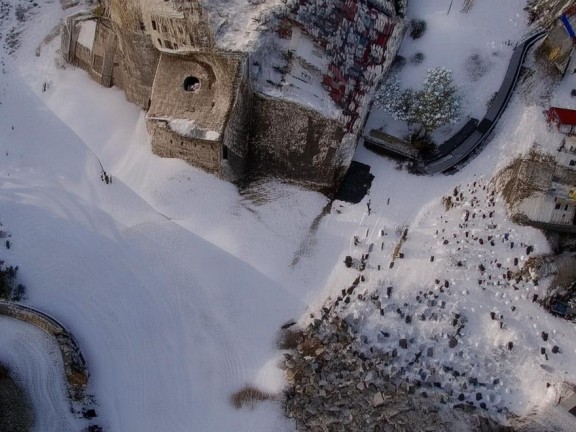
0,0,575,431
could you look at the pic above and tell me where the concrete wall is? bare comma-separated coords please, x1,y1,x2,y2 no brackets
248,93,345,191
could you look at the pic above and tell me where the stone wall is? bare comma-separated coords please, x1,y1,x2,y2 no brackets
62,14,114,87
140,0,214,53
221,57,252,181
148,123,220,174
91,19,117,87
248,94,346,192
109,0,159,109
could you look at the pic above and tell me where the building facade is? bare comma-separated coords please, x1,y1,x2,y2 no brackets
62,0,406,191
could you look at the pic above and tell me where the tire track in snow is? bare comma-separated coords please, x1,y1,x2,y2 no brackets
0,316,81,432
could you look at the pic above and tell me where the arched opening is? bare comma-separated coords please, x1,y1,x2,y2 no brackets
183,76,201,92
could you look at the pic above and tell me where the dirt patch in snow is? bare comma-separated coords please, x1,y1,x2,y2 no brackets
0,363,35,432
492,149,556,211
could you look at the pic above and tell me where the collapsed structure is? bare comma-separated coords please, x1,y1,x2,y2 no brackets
62,0,407,191
495,108,576,234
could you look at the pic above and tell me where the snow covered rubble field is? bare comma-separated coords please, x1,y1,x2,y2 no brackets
0,1,575,432
322,178,566,414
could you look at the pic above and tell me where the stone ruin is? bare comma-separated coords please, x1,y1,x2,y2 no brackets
61,0,407,192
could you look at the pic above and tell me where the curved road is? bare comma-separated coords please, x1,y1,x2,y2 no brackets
0,300,88,397
421,29,546,174
364,29,546,174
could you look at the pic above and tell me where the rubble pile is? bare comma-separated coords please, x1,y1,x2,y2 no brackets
281,314,511,432
280,177,566,431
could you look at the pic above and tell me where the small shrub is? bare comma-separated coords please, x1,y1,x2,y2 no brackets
409,19,427,39
0,265,17,299
408,132,435,153
92,5,105,16
465,53,492,82
0,264,23,301
390,55,407,73
486,92,497,109
410,52,425,64
15,5,28,22
12,284,26,302
231,386,272,409
277,328,303,350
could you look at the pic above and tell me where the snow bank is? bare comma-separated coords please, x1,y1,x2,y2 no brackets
77,19,96,50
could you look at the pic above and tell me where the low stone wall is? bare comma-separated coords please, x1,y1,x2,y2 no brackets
148,123,221,174
0,301,88,400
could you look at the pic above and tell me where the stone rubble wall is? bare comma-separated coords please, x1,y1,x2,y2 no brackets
221,57,252,182
148,123,221,174
109,0,160,109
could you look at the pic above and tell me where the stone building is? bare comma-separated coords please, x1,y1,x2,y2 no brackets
62,11,117,88
62,0,406,191
497,147,576,233
531,1,576,74
146,52,250,178
249,0,407,188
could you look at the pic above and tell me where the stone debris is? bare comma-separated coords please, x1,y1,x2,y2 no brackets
281,177,565,431
282,314,511,431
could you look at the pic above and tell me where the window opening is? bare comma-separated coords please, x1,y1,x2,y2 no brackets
183,76,201,92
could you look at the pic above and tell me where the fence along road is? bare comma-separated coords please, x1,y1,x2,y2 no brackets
421,29,546,175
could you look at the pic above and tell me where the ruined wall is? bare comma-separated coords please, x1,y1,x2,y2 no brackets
141,0,214,53
62,14,117,88
109,0,159,108
148,124,220,174
221,58,252,181
91,19,117,87
248,94,345,191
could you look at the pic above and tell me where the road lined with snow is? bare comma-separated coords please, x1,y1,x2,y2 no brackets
422,29,546,174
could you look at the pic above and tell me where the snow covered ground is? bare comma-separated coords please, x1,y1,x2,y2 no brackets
366,0,531,141
0,0,575,431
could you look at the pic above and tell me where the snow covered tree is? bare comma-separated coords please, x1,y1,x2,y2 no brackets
411,67,461,135
376,67,461,136
374,76,413,122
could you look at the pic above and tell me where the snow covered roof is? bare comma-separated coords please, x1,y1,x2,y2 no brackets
200,0,284,52
76,19,96,50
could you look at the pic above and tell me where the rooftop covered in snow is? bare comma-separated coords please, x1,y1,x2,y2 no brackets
200,0,285,52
